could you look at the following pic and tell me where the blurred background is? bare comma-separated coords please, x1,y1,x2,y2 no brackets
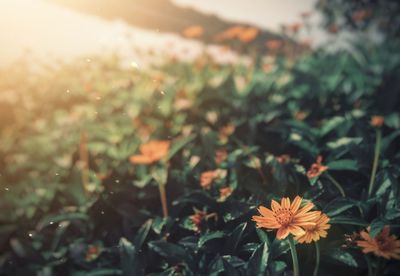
0,0,326,66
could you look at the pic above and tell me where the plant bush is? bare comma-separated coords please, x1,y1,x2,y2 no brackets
0,39,400,275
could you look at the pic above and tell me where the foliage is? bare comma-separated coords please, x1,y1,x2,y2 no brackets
0,35,400,275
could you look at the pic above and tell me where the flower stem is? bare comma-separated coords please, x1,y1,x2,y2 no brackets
313,242,320,276
158,182,168,217
365,255,373,276
79,132,90,194
368,129,382,198
288,236,300,276
325,172,346,197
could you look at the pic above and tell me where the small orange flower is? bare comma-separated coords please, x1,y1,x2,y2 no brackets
356,226,400,260
352,9,371,23
307,156,328,179
218,187,233,201
238,27,259,43
294,111,307,121
218,25,244,40
288,23,303,33
276,154,291,164
190,210,207,232
200,170,218,189
252,196,321,240
183,25,204,38
295,213,331,243
370,115,384,128
328,24,338,34
215,149,228,165
265,39,283,50
190,209,217,232
129,140,170,165
85,244,102,262
219,124,235,143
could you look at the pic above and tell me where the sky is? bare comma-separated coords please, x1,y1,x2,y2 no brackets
173,0,318,32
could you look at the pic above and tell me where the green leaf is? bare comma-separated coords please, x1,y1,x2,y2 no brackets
324,198,357,217
148,240,188,264
73,269,123,276
225,223,247,253
330,216,368,226
198,231,225,247
369,219,385,238
319,116,345,137
246,242,269,276
255,228,269,244
270,239,290,258
133,219,152,249
269,260,287,275
165,134,196,161
222,258,240,276
325,248,359,268
119,238,138,276
36,213,89,231
327,159,358,171
326,137,362,149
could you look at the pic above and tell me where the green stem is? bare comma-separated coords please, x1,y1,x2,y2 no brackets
158,182,168,218
325,172,346,197
313,242,320,276
374,258,384,276
288,236,300,276
365,255,373,276
368,129,382,198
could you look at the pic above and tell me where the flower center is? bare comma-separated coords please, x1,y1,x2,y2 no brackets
274,208,293,226
376,237,391,251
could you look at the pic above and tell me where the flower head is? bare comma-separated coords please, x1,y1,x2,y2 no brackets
356,226,400,260
307,156,328,179
276,154,291,164
85,244,102,262
295,213,331,243
129,140,170,165
371,115,384,128
252,196,321,240
183,25,204,38
265,39,283,50
200,170,218,189
215,149,228,165
238,27,259,43
218,186,233,202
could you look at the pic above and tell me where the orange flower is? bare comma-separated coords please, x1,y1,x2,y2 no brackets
190,209,217,232
200,170,218,189
219,124,235,143
295,213,331,243
294,111,307,121
85,244,102,262
276,154,291,164
356,226,400,260
307,156,328,179
328,24,338,34
288,23,303,33
352,9,371,23
218,187,233,201
129,140,170,165
238,27,259,43
183,25,204,38
190,210,207,232
252,196,321,240
215,149,228,165
265,39,283,50
218,25,244,40
370,115,384,128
